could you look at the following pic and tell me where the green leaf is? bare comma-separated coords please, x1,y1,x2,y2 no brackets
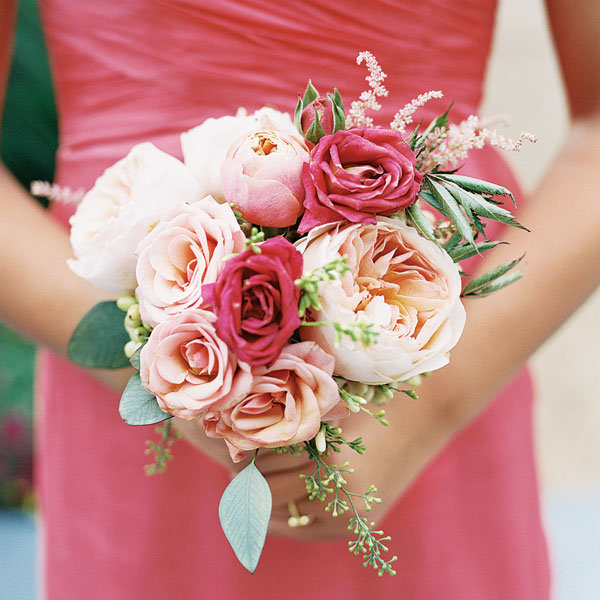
448,240,506,262
302,80,319,106
436,173,515,204
427,179,474,245
219,461,272,573
68,301,130,369
294,94,303,134
328,88,346,132
419,187,443,212
444,182,526,230
304,105,326,145
406,122,422,150
462,256,523,296
463,271,523,297
119,373,171,426
406,203,436,241
443,230,463,253
129,344,145,371
414,103,452,148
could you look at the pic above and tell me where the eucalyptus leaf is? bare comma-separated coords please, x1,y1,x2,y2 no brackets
406,203,436,241
119,373,171,426
462,256,523,295
129,344,145,371
448,240,506,262
436,173,515,204
428,179,474,245
462,271,523,297
302,80,319,106
219,461,272,573
68,301,130,369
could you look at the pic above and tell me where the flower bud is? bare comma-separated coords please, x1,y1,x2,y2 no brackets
117,295,137,312
124,340,141,358
315,426,327,453
301,96,335,138
295,81,346,145
125,304,141,327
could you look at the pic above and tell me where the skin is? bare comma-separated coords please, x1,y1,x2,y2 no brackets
0,0,599,541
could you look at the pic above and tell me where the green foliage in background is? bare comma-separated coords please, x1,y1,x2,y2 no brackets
0,0,57,420
1,0,57,187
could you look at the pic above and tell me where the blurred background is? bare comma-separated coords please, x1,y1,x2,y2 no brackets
0,0,598,598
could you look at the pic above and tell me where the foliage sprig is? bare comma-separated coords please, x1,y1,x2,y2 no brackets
295,257,351,317
144,420,182,475
301,441,396,576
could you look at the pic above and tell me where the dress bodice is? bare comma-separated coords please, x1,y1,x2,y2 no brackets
41,0,497,188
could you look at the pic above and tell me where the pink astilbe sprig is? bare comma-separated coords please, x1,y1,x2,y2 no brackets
30,180,85,204
390,90,444,134
419,115,537,171
346,51,389,127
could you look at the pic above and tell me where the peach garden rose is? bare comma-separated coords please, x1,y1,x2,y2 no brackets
220,128,310,227
203,342,347,462
135,196,246,328
296,217,466,384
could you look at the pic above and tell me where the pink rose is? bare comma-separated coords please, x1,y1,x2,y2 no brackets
297,218,466,384
202,236,303,367
298,127,423,233
300,96,335,138
135,196,246,327
203,342,346,462
221,129,310,227
140,309,252,419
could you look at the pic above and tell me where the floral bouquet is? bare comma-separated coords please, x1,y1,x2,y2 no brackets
47,52,535,576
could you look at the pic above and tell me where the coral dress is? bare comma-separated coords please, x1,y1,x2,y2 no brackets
37,1,550,598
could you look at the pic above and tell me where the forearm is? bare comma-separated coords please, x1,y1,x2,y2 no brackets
0,164,133,390
0,163,104,354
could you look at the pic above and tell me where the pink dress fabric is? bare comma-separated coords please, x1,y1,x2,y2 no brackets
36,1,551,598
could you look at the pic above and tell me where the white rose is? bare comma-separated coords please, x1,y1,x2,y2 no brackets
181,107,297,202
297,218,466,384
68,143,204,295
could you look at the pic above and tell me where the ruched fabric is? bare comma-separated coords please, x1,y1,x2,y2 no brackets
37,1,550,598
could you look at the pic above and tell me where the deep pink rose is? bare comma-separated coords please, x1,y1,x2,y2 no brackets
202,236,303,367
139,309,252,419
203,342,347,462
298,127,423,233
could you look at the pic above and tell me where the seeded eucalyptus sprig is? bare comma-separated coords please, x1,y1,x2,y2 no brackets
144,420,182,476
301,319,379,347
301,440,396,577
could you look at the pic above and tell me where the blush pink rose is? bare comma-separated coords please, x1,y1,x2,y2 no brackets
296,217,466,384
221,129,310,227
203,342,347,462
202,236,303,367
298,127,423,233
135,196,246,328
140,309,252,419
